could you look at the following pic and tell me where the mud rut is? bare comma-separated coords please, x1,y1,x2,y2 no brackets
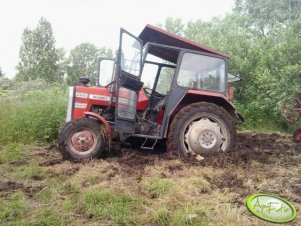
1,132,301,206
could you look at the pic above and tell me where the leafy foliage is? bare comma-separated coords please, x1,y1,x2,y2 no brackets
16,18,60,82
0,79,67,144
234,0,301,36
66,43,113,85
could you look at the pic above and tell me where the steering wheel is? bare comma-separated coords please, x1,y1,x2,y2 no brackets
143,87,164,99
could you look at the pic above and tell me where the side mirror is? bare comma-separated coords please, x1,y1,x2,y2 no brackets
79,77,90,86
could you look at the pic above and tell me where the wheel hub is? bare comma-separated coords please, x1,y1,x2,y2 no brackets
198,130,217,149
184,118,224,155
71,130,95,152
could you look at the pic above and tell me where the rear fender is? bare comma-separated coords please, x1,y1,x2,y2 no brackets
84,112,112,139
176,91,244,124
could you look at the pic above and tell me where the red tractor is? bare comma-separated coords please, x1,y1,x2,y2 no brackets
59,25,244,161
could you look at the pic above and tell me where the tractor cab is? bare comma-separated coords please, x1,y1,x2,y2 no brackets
98,25,243,139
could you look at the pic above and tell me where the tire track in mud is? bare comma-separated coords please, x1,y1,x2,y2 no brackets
1,132,300,203
35,132,301,180
30,132,301,170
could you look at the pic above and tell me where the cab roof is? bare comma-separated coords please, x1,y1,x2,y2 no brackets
138,24,228,63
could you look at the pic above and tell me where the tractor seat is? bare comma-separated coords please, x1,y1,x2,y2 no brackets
153,95,168,112
145,94,168,122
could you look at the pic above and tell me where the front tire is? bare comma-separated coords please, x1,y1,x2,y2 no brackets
167,102,236,158
59,118,108,161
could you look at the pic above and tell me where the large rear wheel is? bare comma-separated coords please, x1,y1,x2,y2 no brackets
167,102,236,158
59,118,108,161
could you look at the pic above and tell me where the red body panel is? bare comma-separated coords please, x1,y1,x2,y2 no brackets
187,89,235,108
188,89,226,99
72,86,149,120
84,112,112,137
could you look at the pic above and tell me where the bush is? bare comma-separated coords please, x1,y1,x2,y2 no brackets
0,79,67,144
236,101,291,133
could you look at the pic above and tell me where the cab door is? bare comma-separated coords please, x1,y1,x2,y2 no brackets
114,28,144,133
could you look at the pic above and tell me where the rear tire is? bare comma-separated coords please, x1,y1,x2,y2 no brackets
167,102,236,158
59,118,108,161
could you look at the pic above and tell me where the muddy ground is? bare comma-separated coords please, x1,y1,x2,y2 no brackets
0,132,300,225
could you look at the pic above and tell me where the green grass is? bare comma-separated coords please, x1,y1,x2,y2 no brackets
0,143,25,164
142,177,175,198
172,206,208,226
149,207,171,226
19,166,44,179
0,80,67,145
190,177,212,194
0,191,27,224
0,143,299,226
81,188,138,225
236,102,291,133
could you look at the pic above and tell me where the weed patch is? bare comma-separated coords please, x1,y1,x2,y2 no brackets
142,177,175,198
0,80,67,145
0,191,27,223
80,188,138,225
0,143,24,164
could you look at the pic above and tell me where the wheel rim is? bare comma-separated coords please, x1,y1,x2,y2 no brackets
183,116,229,155
69,129,97,155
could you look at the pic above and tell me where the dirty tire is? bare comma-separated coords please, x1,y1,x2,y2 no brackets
59,118,108,161
167,102,236,158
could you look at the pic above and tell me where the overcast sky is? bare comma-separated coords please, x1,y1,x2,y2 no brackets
0,0,234,78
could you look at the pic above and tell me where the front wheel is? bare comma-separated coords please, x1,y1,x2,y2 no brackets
167,102,236,158
59,118,108,161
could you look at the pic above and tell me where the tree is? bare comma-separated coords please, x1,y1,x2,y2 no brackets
56,48,69,82
234,0,301,36
157,17,185,36
66,43,113,85
16,18,59,82
0,67,4,77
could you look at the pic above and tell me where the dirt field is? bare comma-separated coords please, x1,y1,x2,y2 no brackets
0,132,300,225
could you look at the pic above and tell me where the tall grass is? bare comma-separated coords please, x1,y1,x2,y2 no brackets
0,79,67,144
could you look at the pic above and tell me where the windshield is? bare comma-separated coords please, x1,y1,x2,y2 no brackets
98,59,114,86
141,62,175,95
155,67,174,95
120,32,142,77
177,53,226,92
